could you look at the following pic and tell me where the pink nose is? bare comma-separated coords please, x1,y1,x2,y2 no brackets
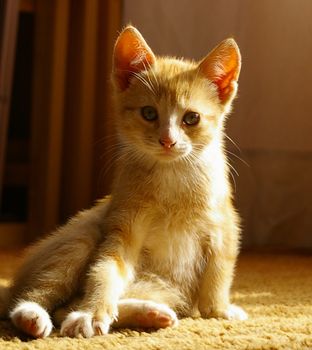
159,137,177,149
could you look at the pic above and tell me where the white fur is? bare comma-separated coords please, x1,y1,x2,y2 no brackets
225,304,248,320
10,301,53,337
60,311,111,337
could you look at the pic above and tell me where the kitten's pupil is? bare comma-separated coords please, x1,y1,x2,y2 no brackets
183,112,200,126
141,106,158,121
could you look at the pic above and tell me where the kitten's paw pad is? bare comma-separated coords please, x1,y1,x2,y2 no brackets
60,311,94,338
10,301,53,338
225,304,248,321
135,302,178,329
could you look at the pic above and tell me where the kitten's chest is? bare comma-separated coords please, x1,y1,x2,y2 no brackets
132,164,215,283
138,209,207,285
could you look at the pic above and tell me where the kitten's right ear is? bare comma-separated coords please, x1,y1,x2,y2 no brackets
113,26,156,91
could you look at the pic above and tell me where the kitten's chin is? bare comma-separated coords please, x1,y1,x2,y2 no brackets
154,149,191,163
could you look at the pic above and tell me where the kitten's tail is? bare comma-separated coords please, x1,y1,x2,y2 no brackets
0,284,10,319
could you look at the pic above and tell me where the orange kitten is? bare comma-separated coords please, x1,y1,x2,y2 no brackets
5,26,247,338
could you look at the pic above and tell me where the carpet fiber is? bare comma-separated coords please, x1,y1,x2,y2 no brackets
0,251,311,349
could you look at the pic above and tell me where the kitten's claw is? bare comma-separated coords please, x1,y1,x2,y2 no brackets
60,311,94,338
60,311,111,338
92,318,110,336
10,301,53,338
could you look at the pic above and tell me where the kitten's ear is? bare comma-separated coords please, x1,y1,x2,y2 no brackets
113,26,156,91
199,38,241,104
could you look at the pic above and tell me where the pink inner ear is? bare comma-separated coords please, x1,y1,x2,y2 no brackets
113,28,155,90
199,39,241,103
214,65,237,102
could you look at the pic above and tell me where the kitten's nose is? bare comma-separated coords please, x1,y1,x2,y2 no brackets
159,137,177,149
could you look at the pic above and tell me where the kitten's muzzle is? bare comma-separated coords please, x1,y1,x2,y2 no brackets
159,137,177,149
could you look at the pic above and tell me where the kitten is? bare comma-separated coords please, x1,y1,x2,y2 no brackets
5,26,247,338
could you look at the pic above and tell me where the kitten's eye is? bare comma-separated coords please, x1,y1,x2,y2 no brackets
141,106,158,121
183,112,200,126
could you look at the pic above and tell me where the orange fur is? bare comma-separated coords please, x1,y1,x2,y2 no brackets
5,26,247,338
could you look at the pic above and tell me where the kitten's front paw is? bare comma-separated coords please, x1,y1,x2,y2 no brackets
60,311,93,338
10,301,53,338
225,304,248,320
60,311,111,338
201,304,248,321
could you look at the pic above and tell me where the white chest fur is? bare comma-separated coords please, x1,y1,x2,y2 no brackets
138,208,206,288
126,157,225,286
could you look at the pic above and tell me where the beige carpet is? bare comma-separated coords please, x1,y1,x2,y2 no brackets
0,251,311,350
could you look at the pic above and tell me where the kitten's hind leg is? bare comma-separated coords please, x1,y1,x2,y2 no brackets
10,301,53,338
114,299,178,329
59,300,178,337
58,299,178,336
9,202,109,338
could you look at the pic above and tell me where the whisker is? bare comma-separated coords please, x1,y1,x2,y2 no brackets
147,60,160,93
141,61,158,96
224,134,242,153
132,72,152,91
98,150,123,179
118,68,156,96
228,168,237,193
226,150,249,167
132,71,157,97
145,58,160,92
227,161,239,177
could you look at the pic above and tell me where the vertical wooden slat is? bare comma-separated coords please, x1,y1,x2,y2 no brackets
0,0,19,202
61,0,99,220
19,0,34,12
93,0,122,199
28,0,70,240
28,0,122,240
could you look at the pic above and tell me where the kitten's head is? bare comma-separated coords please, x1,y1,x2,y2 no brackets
112,26,241,164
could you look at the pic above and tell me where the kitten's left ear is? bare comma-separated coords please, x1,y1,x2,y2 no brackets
199,38,241,104
113,26,156,91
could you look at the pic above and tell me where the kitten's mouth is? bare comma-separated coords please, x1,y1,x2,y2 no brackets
156,148,188,162
143,142,191,162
